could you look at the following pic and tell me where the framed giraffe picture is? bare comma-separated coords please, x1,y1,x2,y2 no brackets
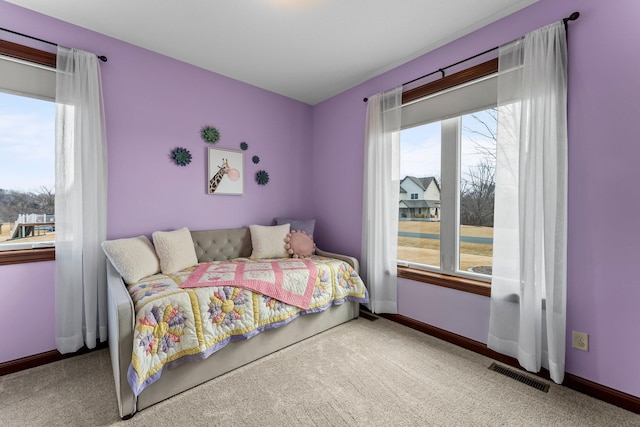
207,147,244,195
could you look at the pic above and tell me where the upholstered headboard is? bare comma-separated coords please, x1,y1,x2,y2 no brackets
191,227,253,262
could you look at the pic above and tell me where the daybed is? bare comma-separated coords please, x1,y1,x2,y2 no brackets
105,225,367,419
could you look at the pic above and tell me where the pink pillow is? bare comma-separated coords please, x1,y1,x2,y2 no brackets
285,230,315,258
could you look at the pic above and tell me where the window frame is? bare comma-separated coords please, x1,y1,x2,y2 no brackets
398,59,498,296
0,40,56,265
0,40,56,68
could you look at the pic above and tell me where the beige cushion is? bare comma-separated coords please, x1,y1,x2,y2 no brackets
152,227,198,274
249,223,290,259
101,236,160,284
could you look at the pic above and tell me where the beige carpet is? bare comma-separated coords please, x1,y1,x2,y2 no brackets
1,317,638,426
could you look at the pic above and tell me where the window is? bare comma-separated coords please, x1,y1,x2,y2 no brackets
0,40,56,264
397,59,497,286
411,193,418,200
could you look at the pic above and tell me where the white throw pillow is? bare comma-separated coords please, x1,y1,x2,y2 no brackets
152,227,198,274
101,236,160,284
249,223,290,259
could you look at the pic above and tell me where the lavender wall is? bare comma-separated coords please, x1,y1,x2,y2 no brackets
103,48,314,238
0,1,313,363
313,0,640,398
0,261,56,361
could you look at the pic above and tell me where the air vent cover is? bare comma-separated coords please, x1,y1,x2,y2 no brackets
488,362,550,392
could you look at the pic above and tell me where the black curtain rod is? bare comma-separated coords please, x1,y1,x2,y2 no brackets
0,27,108,62
363,11,579,102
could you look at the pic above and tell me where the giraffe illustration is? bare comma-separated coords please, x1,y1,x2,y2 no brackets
209,158,230,193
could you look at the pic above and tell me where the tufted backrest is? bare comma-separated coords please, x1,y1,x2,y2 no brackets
191,228,253,262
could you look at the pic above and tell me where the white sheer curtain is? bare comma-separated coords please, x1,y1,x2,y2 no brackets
55,46,108,354
488,22,568,383
361,87,402,314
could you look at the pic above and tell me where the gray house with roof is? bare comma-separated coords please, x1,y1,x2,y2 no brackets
399,176,441,220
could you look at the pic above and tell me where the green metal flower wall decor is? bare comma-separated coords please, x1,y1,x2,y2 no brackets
201,126,221,144
256,170,269,185
240,142,249,151
252,155,260,164
171,147,192,166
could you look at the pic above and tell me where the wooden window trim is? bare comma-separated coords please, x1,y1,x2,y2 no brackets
402,58,498,104
0,39,56,68
0,247,55,265
398,266,491,297
0,40,56,266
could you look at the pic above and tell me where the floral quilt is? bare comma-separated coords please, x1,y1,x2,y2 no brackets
126,255,368,396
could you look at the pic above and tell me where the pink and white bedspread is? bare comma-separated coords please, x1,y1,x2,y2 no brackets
126,255,368,396
181,259,319,309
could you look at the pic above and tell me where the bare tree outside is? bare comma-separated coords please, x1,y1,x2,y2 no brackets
460,108,497,227
460,160,495,227
459,108,497,274
464,107,497,160
35,186,55,215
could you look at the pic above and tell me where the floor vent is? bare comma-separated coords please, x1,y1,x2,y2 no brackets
358,311,379,321
488,362,550,392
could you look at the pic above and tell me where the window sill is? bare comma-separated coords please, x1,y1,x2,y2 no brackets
0,247,55,266
397,266,491,297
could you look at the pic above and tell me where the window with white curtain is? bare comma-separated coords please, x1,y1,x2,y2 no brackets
0,41,56,261
398,61,497,282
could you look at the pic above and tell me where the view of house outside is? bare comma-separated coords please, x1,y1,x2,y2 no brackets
399,108,496,276
0,91,56,247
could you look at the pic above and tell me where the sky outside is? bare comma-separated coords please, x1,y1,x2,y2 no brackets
0,91,55,192
400,108,497,182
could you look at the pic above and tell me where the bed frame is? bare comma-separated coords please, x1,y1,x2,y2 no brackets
107,227,361,419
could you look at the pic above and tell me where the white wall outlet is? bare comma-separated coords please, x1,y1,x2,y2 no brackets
572,331,589,351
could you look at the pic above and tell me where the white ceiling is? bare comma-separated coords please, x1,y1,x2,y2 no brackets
6,0,537,105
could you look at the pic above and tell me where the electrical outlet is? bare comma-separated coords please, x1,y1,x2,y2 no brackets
572,331,589,351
